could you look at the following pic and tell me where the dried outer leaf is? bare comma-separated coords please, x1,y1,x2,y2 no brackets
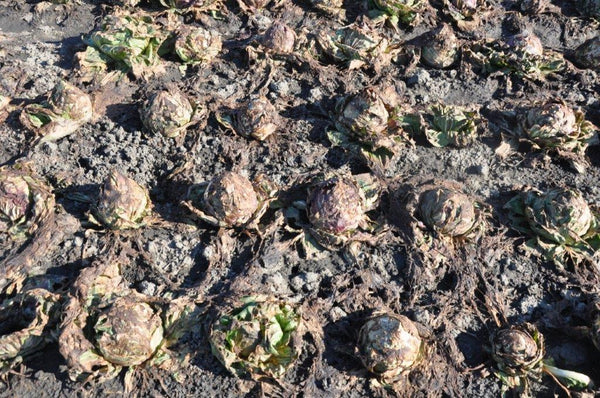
83,10,170,79
159,0,224,13
71,261,128,309
209,296,302,380
0,164,55,240
109,0,141,6
313,23,396,70
0,95,9,113
19,81,93,143
519,0,549,14
0,288,62,372
236,0,271,12
368,0,421,28
73,46,112,82
90,170,152,230
465,38,565,81
309,0,346,17
443,0,485,30
419,104,479,148
504,186,600,268
358,313,426,382
59,260,199,384
0,211,78,296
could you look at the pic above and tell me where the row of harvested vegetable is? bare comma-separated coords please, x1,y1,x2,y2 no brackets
1,249,599,396
1,156,600,393
7,76,598,178
33,3,600,84
2,153,599,270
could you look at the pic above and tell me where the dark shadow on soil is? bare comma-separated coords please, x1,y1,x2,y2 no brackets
56,183,98,219
104,103,143,132
322,311,372,373
43,257,89,282
24,343,68,378
180,238,211,288
53,36,86,71
456,331,486,368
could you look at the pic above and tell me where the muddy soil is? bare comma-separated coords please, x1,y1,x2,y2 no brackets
0,0,599,397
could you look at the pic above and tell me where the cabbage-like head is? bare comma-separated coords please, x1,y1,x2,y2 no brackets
521,188,592,244
358,313,424,380
307,176,366,236
141,88,196,138
209,297,301,379
204,171,260,228
418,187,478,237
231,96,278,141
421,104,478,148
49,81,93,123
94,296,164,366
421,24,459,69
337,87,390,138
316,24,389,69
93,170,152,230
490,323,544,377
0,166,55,239
175,25,222,66
505,186,600,267
524,101,579,148
261,22,296,53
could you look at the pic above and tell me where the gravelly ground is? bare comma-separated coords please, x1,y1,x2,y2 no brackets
1,0,599,397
